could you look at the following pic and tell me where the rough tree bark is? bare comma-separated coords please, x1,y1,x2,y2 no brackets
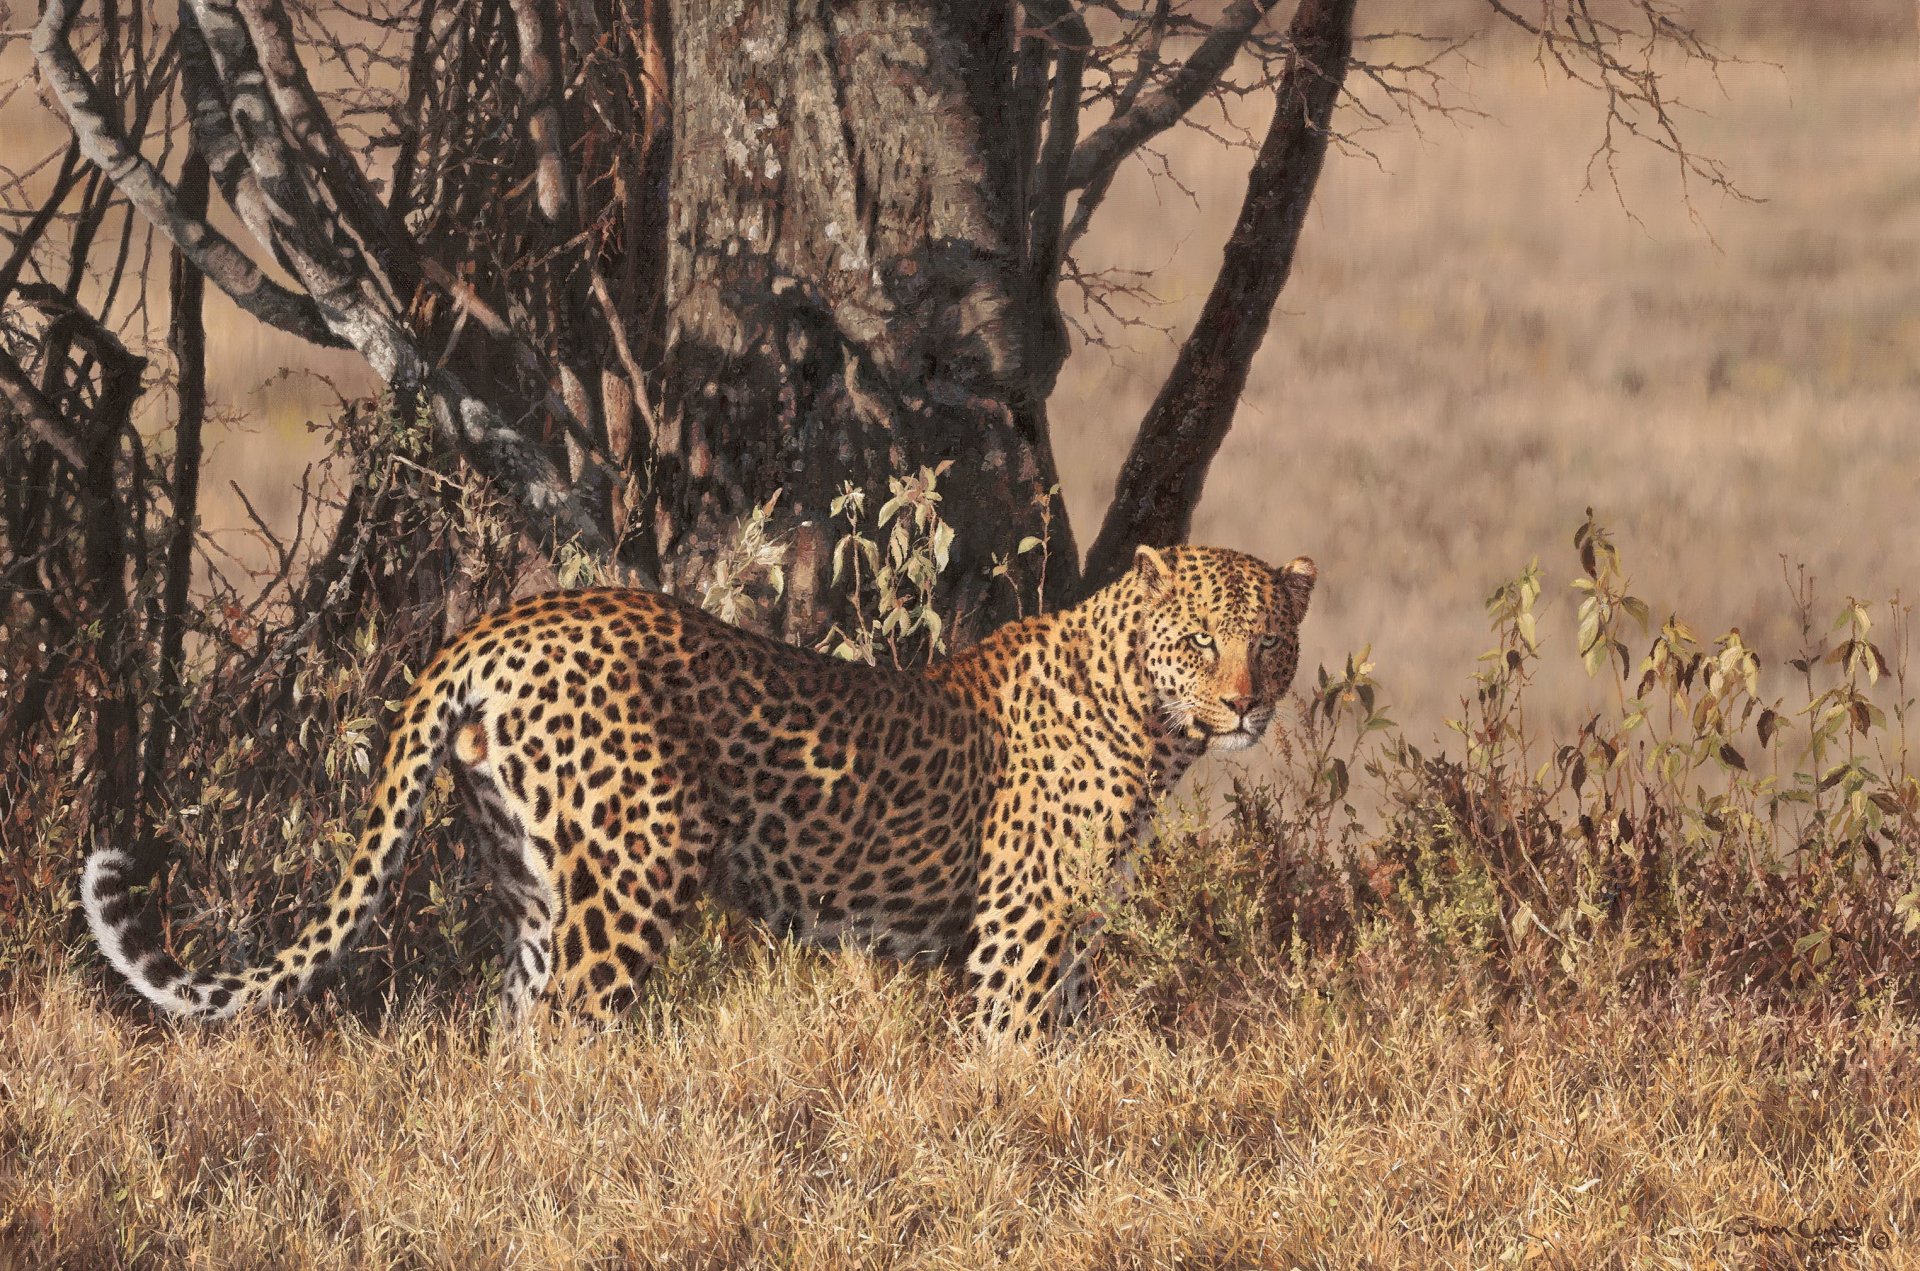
656,0,1076,640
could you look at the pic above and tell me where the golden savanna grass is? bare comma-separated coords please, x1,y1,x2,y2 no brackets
7,963,1920,1268
6,6,1920,1267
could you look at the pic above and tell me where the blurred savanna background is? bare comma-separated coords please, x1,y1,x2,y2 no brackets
1077,0,1919,743
5,1,1920,1265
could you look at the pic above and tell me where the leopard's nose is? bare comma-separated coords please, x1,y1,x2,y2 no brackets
1222,695,1255,716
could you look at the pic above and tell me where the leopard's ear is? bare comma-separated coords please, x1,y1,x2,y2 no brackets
1132,544,1173,597
1278,556,1317,611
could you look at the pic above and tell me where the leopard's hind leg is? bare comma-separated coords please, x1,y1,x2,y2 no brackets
451,723,556,1026
546,714,719,1021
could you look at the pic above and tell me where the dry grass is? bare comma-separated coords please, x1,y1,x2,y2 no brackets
5,960,1919,1268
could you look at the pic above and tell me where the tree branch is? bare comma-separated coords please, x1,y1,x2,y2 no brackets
43,0,618,560
1081,0,1354,593
0,347,90,471
182,0,399,338
1018,0,1090,392
1064,0,1280,196
1479,0,1749,211
139,148,211,846
1061,0,1169,253
508,0,571,222
32,0,343,347
232,0,421,302
1023,0,1089,293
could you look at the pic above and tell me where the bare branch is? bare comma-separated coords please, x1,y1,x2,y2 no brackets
1481,0,1753,211
1082,0,1355,592
32,0,342,346
0,348,90,471
140,149,211,833
1023,0,1090,294
1061,0,1168,252
231,0,421,302
1065,0,1281,195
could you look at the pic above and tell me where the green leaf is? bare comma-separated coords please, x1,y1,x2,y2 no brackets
1791,929,1831,966
1582,640,1609,677
1324,759,1349,802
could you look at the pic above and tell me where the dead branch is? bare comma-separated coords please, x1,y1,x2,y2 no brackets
139,151,210,830
1481,0,1751,210
1065,0,1282,196
0,351,90,471
32,0,340,346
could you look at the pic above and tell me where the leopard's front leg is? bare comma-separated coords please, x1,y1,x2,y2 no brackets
967,854,1070,1041
965,789,1133,1041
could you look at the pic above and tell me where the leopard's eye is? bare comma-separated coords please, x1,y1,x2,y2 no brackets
1187,632,1215,650
1258,634,1280,651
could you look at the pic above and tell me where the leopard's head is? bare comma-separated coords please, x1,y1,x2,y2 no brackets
1130,545,1317,752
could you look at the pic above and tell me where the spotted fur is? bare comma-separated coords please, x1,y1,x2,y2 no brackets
84,545,1316,1037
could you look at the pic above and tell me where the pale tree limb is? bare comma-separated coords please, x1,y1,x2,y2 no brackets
1028,0,1287,372
0,347,90,471
181,0,404,353
1081,0,1355,593
508,0,572,222
31,0,340,345
231,0,421,303
36,0,619,561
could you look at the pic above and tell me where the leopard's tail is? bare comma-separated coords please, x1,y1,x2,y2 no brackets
82,658,470,1020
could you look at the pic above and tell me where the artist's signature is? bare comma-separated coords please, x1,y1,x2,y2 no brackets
1719,1216,1893,1252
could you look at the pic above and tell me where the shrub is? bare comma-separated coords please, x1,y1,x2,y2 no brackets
1104,511,1920,1024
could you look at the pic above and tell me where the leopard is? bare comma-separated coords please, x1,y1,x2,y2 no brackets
83,543,1316,1039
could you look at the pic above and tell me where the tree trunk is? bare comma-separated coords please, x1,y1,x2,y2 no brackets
655,0,1076,645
